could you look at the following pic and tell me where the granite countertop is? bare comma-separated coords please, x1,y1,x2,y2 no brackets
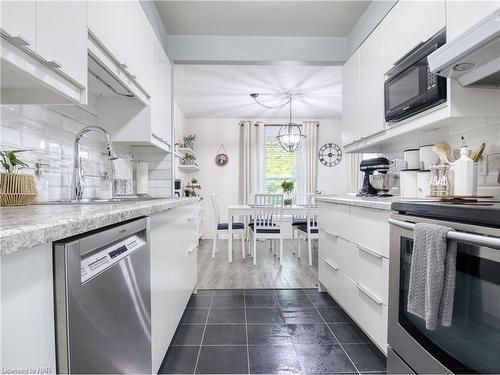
0,197,200,255
316,195,400,210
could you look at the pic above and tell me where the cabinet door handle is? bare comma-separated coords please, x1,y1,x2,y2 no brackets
319,227,338,239
46,60,62,69
188,244,197,253
356,282,383,305
8,33,31,47
356,245,383,259
120,63,128,69
323,257,339,271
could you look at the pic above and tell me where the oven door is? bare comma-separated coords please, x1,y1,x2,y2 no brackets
388,215,500,374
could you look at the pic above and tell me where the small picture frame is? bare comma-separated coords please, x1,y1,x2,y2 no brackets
215,153,228,167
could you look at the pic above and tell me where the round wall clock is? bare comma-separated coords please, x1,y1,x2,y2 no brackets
318,143,342,167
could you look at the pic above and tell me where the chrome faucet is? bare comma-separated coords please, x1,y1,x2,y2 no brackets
72,126,117,200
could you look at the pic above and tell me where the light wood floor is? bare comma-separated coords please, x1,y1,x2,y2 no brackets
197,238,318,289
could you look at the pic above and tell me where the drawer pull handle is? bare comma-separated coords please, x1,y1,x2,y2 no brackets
323,258,340,270
356,282,383,305
46,59,62,69
9,33,31,47
320,227,339,239
356,245,383,259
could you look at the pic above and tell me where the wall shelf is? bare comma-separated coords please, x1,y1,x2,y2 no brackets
178,164,200,172
177,147,196,157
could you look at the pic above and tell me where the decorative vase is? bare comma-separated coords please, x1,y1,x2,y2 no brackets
0,173,37,206
284,192,293,206
185,140,194,150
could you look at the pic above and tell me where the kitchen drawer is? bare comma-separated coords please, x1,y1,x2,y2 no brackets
319,229,353,279
346,206,390,258
319,256,349,309
351,245,389,305
348,280,388,354
318,202,350,240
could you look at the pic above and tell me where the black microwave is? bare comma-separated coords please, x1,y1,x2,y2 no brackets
385,29,447,123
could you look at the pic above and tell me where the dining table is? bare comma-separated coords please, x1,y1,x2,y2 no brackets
227,204,308,262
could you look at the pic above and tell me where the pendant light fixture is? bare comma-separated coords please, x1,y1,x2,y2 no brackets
249,93,306,152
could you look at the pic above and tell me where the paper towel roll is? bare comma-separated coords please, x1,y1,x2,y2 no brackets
136,161,149,195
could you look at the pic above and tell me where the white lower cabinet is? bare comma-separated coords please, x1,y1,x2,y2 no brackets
349,281,388,354
150,204,199,372
319,256,349,310
318,201,390,354
1,243,56,372
352,247,389,305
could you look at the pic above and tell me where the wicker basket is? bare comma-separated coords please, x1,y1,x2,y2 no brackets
0,173,37,206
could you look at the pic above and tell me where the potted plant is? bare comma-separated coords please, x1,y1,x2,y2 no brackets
191,177,198,185
182,154,196,166
0,150,37,206
281,180,295,206
183,134,196,150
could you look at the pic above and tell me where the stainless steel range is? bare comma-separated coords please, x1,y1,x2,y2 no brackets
388,201,500,374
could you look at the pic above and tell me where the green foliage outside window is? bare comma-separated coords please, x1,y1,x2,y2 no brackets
265,139,297,193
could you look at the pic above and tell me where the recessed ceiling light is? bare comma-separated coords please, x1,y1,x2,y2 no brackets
453,63,475,72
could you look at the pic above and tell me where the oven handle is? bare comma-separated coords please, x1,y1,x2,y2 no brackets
389,218,500,250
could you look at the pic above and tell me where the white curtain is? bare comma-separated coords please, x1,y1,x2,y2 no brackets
302,121,319,194
240,120,266,205
346,153,362,194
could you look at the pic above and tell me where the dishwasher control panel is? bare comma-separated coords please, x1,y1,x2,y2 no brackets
80,234,146,283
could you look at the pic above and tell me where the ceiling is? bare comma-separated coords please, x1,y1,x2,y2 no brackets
155,1,371,37
174,64,342,119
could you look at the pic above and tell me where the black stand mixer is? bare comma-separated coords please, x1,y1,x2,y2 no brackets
357,157,391,197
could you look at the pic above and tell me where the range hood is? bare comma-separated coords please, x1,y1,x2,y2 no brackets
428,9,500,88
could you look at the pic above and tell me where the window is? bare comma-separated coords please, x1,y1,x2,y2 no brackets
264,126,304,196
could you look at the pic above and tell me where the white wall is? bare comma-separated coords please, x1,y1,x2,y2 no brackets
182,117,346,236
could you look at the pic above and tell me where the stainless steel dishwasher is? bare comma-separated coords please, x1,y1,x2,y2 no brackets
54,217,151,374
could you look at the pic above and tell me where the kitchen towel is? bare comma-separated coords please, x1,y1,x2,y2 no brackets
407,222,457,330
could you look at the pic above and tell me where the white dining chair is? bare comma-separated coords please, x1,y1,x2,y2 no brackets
291,194,308,253
211,193,245,259
249,194,284,266
296,193,318,266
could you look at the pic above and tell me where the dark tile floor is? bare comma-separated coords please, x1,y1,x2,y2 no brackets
159,288,387,374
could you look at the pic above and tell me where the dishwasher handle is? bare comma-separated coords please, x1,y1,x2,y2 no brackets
79,217,148,256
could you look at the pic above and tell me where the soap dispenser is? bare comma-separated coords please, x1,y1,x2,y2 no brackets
454,137,475,196
34,162,49,203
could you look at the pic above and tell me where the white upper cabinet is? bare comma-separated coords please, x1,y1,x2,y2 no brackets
87,1,153,96
446,1,500,40
127,1,153,95
0,1,36,48
87,1,129,65
151,36,172,146
383,0,445,72
0,0,87,104
35,1,87,87
341,49,360,146
358,24,385,139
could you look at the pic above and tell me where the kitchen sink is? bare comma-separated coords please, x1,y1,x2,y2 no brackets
33,197,173,205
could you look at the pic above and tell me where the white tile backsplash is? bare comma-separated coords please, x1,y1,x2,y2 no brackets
131,146,172,197
386,118,500,197
1,102,173,200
